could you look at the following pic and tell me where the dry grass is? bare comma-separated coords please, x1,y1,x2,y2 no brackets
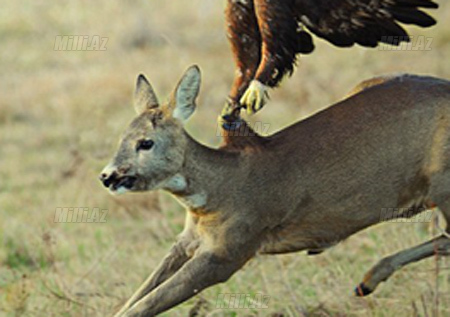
1,1,449,316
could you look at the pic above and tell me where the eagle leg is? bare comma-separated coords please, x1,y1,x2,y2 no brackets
224,0,262,112
238,0,298,114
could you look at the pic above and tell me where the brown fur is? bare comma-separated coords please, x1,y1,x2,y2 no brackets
100,67,450,316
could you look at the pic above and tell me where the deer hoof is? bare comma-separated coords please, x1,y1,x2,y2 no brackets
354,283,373,296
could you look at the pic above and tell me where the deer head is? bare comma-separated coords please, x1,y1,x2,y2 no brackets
99,66,201,194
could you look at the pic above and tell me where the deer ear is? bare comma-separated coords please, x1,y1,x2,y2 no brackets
172,65,201,122
134,74,159,115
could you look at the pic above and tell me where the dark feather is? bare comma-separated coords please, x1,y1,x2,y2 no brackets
394,0,438,9
378,20,410,45
296,30,315,54
295,0,438,49
391,8,437,26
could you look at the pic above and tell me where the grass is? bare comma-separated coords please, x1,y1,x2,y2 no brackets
1,0,449,316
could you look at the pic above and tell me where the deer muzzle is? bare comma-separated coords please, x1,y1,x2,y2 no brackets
99,164,137,193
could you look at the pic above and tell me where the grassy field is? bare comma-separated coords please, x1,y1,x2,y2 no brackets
1,1,450,316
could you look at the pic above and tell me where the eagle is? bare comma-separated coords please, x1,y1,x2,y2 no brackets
223,0,438,118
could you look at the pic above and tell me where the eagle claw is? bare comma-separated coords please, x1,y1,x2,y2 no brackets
219,101,243,131
240,80,269,114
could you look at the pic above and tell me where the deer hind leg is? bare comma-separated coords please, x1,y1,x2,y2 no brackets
356,198,450,296
355,234,450,296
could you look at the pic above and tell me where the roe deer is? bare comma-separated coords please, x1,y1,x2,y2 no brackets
100,66,450,316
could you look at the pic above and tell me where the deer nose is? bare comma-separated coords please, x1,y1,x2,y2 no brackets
99,169,119,188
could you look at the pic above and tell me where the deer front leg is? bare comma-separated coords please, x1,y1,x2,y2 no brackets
355,234,450,296
113,242,190,317
121,250,254,317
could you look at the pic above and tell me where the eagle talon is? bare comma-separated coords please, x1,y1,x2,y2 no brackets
219,101,243,131
240,80,268,115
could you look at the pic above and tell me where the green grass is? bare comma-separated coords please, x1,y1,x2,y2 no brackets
1,1,449,316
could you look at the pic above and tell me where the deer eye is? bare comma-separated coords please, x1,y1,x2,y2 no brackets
136,139,154,151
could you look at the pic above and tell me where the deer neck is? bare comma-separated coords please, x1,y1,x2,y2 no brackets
162,133,240,212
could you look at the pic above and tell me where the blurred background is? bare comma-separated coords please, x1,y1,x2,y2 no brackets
1,1,449,316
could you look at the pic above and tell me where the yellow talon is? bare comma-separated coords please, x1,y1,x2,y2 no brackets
240,80,269,114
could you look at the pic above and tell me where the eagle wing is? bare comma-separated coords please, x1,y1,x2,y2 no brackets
296,0,438,47
221,0,439,120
